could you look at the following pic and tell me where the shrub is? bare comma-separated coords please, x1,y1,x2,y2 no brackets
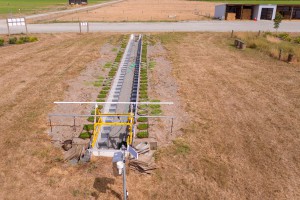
16,39,24,44
248,42,257,49
98,94,106,98
83,124,94,131
149,104,160,109
103,86,110,90
278,33,291,42
138,104,148,109
0,38,4,46
294,37,300,44
100,90,108,94
138,110,147,116
19,36,30,43
29,37,38,42
151,109,162,115
137,123,149,130
9,37,17,44
137,117,148,122
96,99,105,102
137,131,149,138
87,116,94,122
79,132,91,139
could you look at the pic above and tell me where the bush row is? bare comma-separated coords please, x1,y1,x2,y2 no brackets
0,36,38,46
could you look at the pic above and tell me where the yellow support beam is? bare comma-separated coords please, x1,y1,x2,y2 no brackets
91,108,135,148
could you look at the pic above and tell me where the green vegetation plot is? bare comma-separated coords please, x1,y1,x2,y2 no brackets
0,0,107,15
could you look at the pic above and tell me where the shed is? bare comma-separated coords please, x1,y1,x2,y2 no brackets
214,4,277,20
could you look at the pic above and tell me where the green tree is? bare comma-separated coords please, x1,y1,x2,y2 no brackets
274,12,283,32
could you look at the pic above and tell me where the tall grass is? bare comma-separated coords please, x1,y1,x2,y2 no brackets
235,32,300,60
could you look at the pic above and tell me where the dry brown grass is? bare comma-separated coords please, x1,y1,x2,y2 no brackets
49,0,218,22
1,32,300,199
127,32,300,199
0,33,124,199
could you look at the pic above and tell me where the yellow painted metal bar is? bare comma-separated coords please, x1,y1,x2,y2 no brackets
91,108,135,148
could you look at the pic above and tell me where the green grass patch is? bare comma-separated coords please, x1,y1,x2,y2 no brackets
93,81,103,87
0,0,108,15
173,138,190,155
83,124,94,131
137,117,148,122
96,99,105,102
138,104,148,110
99,91,108,95
137,131,149,138
149,104,160,109
97,94,106,98
151,109,162,115
140,94,148,99
137,123,149,130
103,86,110,90
138,110,148,115
79,132,91,139
149,60,156,70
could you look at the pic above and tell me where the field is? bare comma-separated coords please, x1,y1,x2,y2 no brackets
0,32,299,199
52,0,218,22
0,0,107,16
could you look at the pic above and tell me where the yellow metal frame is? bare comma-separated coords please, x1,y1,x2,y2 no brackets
91,107,134,148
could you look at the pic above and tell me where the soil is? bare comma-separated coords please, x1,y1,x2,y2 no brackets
50,42,117,146
147,39,188,145
49,0,218,22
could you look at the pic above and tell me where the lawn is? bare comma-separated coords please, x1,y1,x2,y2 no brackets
196,0,300,4
0,0,107,15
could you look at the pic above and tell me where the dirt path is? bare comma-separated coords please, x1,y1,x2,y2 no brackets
53,0,218,22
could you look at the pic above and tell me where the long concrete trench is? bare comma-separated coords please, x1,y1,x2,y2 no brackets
92,34,142,157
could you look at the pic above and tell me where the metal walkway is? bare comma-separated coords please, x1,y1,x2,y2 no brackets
92,34,142,157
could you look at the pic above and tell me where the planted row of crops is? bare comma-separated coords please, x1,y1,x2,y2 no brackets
79,36,129,139
136,36,162,139
0,36,38,46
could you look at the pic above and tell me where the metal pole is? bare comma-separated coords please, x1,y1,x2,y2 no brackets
87,22,89,33
79,22,82,33
122,145,127,200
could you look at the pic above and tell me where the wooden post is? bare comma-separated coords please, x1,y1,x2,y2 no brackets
290,6,294,20
87,22,89,33
6,19,10,36
241,5,244,20
25,18,28,35
171,118,173,133
279,49,283,60
258,30,261,37
231,30,234,38
288,54,295,63
79,22,82,33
